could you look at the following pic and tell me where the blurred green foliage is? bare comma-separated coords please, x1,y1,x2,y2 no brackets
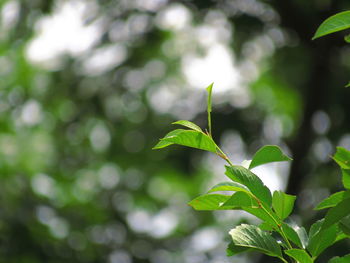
0,0,350,262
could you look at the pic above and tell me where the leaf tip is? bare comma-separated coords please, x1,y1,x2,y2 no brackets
312,33,320,40
152,144,162,150
206,83,214,94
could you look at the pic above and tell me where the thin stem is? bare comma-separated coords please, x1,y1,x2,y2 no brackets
208,112,212,137
257,202,296,263
215,145,234,166
259,204,293,250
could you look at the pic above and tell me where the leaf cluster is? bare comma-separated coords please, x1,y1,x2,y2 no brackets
153,85,350,263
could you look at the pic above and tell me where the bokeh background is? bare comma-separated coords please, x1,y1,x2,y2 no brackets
1,0,350,262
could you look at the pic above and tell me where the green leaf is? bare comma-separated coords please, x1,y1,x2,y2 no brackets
243,207,280,228
308,219,337,258
339,222,350,236
153,129,183,149
309,219,323,238
154,129,217,152
208,182,249,194
322,197,350,230
329,254,350,263
206,83,213,135
313,11,350,40
272,191,296,219
188,194,231,210
227,242,249,256
249,145,292,170
339,215,350,236
172,120,203,132
335,232,348,243
294,226,309,249
259,222,275,231
281,223,303,248
285,249,313,263
225,165,272,206
341,169,350,189
332,148,350,189
333,147,350,169
229,224,283,259
345,34,350,43
222,191,259,208
346,82,350,88
315,191,350,210
284,219,309,248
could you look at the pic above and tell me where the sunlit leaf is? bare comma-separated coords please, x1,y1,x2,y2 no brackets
208,182,249,194
259,222,275,231
243,207,280,228
249,145,292,170
154,129,217,152
294,226,309,249
206,83,213,135
315,191,350,210
153,129,183,149
272,191,296,219
282,223,303,248
322,197,350,230
333,148,350,189
341,169,350,189
345,34,350,43
333,147,350,169
308,219,337,257
222,191,259,208
335,232,348,243
285,249,313,263
206,83,213,114
172,120,203,132
188,194,231,210
313,11,350,40
229,224,283,259
329,254,350,263
225,165,272,206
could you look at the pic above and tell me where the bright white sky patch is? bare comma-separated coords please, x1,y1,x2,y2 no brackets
81,44,127,76
135,0,168,12
190,227,222,252
149,208,178,238
1,0,20,31
26,0,102,69
251,165,286,192
156,3,191,30
182,44,240,92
